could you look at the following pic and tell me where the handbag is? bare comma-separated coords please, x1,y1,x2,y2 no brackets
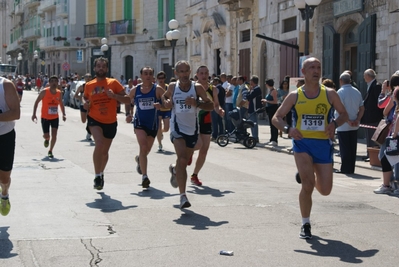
385,136,399,155
372,119,391,145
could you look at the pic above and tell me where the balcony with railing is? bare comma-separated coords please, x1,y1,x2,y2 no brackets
23,28,41,39
56,2,68,18
39,0,56,13
110,19,136,35
84,23,108,40
39,36,56,49
15,3,24,15
25,0,41,8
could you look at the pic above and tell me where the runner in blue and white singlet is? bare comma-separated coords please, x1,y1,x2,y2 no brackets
170,80,199,137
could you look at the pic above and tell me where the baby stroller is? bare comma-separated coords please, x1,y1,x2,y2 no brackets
216,107,266,149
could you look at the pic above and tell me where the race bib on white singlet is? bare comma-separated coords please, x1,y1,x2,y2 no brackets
138,98,155,110
48,106,58,115
301,114,325,131
175,99,194,113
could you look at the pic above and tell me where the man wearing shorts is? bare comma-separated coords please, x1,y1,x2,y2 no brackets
272,57,348,239
161,60,213,209
83,57,130,190
190,65,224,186
0,77,20,216
126,67,163,188
15,77,24,102
156,71,171,152
32,75,66,158
74,73,93,141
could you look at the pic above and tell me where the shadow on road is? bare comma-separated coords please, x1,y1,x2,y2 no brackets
187,185,234,198
131,187,178,200
173,209,228,230
294,235,379,263
0,227,18,259
86,192,137,213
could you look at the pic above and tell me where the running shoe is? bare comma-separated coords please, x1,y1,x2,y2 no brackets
135,155,142,175
44,139,49,148
0,197,10,216
188,154,193,166
300,223,312,239
158,144,163,152
142,176,151,188
180,194,191,209
93,176,104,190
191,175,202,186
296,172,301,184
393,188,399,195
373,184,392,194
86,133,92,141
48,151,54,159
169,164,178,188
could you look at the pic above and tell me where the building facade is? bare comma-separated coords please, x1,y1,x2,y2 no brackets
2,0,399,91
5,0,86,77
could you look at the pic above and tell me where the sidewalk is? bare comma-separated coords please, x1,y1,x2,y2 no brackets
255,117,382,172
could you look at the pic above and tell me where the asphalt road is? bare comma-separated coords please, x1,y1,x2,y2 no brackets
1,90,398,267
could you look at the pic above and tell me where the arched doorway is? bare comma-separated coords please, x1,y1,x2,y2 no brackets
125,56,133,80
343,24,359,86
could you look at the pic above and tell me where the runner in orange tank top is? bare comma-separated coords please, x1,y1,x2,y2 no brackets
31,75,66,159
82,57,131,190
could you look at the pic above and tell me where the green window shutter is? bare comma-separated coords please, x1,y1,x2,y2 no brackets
158,0,164,38
124,0,132,19
168,0,175,19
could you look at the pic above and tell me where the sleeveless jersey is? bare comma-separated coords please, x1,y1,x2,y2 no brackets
133,84,158,130
0,78,15,135
159,84,171,112
198,84,213,124
170,81,198,136
292,84,333,139
41,88,62,120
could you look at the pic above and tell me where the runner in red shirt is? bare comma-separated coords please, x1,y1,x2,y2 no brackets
15,77,24,102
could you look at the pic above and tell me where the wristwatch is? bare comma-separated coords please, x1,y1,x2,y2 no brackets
284,125,290,134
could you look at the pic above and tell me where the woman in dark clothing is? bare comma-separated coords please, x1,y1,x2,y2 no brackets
262,79,279,146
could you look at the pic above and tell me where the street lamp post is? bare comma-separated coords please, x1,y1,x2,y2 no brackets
294,0,321,56
17,52,23,75
7,55,11,64
101,37,109,58
33,50,38,78
166,19,181,68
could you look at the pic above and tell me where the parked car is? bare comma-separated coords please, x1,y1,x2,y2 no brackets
69,80,85,109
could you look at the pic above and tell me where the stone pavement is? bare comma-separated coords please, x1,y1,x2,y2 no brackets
253,117,382,172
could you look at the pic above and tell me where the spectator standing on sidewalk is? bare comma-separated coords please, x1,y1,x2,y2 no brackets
374,73,399,195
211,77,225,140
0,77,20,216
262,79,279,146
272,57,348,239
335,72,364,174
361,69,383,162
247,75,262,143
224,75,235,132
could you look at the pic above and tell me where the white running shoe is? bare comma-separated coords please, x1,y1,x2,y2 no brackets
373,184,392,194
179,194,191,209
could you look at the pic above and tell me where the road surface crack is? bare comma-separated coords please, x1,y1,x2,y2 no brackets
81,239,102,266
